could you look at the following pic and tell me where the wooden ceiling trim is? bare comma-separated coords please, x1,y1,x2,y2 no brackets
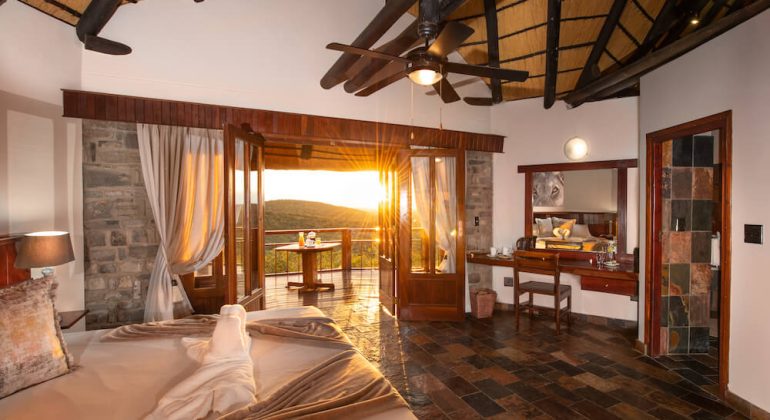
630,0,656,22
62,90,506,153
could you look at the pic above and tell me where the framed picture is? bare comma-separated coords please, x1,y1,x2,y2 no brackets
532,171,564,207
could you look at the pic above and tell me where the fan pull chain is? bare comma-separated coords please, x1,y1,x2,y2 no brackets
410,82,415,141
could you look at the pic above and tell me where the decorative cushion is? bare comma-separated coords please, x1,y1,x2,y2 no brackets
552,217,577,231
572,223,592,238
535,218,554,237
0,277,73,398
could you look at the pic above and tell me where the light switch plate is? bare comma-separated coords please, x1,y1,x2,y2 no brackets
474,216,480,227
745,224,763,244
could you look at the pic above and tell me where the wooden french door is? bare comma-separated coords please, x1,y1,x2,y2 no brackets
379,160,398,315
396,149,465,321
224,124,265,311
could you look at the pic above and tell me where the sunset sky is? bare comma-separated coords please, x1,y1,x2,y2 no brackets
263,170,380,210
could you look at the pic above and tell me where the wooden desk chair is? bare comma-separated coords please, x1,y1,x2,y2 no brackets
513,250,571,335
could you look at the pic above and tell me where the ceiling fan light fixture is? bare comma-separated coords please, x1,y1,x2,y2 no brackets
408,68,443,86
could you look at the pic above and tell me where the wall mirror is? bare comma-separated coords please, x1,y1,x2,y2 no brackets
518,159,638,259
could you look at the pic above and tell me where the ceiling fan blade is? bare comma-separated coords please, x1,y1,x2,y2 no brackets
433,78,461,103
355,71,407,97
326,43,410,64
83,34,132,55
463,97,496,106
428,21,474,57
426,77,479,96
444,62,529,82
346,60,406,93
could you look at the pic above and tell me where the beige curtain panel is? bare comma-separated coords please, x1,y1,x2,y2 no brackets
138,124,225,322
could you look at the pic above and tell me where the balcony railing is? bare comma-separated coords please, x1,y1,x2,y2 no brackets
265,228,378,278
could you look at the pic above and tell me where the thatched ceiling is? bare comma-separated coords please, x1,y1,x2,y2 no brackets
18,0,136,26
18,0,768,107
425,0,737,102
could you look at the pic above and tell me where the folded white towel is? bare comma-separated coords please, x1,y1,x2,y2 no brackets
146,304,257,420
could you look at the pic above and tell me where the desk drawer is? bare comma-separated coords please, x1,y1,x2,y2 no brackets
581,276,636,296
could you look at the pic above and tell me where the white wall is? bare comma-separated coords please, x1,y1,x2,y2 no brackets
639,10,770,411
81,0,492,134
0,1,84,312
490,97,639,320
560,169,617,212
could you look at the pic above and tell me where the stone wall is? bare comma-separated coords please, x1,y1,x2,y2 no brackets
465,151,493,290
82,120,157,330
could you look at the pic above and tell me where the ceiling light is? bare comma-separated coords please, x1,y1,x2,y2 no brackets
409,68,443,86
564,137,588,161
690,16,700,25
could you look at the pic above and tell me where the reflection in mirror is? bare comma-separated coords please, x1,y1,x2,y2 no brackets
526,164,638,256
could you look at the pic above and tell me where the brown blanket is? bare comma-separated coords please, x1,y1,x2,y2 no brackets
101,315,350,346
101,315,410,419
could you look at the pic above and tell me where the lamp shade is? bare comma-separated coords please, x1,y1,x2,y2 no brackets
15,231,75,269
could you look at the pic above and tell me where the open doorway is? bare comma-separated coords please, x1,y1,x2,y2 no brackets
262,169,381,311
645,111,732,398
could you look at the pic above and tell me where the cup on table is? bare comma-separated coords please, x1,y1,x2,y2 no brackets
489,247,498,256
502,247,511,256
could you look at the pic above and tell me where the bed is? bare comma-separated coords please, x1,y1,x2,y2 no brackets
0,303,415,420
532,212,615,252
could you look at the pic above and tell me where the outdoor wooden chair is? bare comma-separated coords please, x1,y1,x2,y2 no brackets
513,250,571,335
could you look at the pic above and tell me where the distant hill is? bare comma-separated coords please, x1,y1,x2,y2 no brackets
265,200,377,232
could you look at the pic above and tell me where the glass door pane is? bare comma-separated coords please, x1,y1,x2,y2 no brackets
410,156,430,273
234,139,247,299
434,157,457,273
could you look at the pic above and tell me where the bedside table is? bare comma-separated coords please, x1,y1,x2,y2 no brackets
59,310,89,330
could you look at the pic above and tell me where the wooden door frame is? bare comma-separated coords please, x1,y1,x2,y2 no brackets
396,149,466,321
224,123,266,309
378,161,398,315
644,111,732,399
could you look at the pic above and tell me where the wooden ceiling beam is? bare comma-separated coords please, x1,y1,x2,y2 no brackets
699,0,730,27
43,0,81,17
484,0,502,103
620,0,679,65
320,0,415,90
576,0,627,89
564,0,770,107
543,0,562,109
657,0,711,47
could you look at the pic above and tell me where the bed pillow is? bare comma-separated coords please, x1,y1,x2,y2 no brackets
534,218,554,237
552,217,577,230
0,277,73,398
572,223,592,238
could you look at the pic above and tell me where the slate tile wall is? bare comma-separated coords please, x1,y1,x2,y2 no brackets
660,135,716,354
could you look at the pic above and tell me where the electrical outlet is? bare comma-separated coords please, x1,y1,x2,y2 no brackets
503,277,513,287
474,216,480,227
745,224,763,244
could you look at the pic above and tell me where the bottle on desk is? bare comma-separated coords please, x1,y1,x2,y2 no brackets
299,232,305,247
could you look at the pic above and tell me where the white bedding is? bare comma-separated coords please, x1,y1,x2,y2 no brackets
0,306,414,420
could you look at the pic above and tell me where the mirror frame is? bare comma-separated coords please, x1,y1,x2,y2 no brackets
518,158,638,259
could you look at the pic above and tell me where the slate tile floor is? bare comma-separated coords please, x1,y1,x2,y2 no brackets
265,272,739,419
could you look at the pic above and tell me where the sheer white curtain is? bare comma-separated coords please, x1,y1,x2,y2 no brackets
411,157,432,271
435,157,457,273
138,124,225,322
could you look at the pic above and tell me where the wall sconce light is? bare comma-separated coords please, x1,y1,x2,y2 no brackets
564,137,588,161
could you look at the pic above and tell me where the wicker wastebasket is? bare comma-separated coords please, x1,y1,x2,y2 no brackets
470,288,497,319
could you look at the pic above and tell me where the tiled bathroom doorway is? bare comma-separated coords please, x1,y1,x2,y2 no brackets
645,111,732,399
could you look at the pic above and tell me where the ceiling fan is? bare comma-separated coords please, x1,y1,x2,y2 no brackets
326,0,528,103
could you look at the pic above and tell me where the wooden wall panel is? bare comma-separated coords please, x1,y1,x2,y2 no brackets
62,90,505,153
0,236,31,288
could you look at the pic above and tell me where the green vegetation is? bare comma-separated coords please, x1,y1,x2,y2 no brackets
264,200,378,274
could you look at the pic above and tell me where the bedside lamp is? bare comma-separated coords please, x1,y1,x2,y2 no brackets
15,231,75,278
